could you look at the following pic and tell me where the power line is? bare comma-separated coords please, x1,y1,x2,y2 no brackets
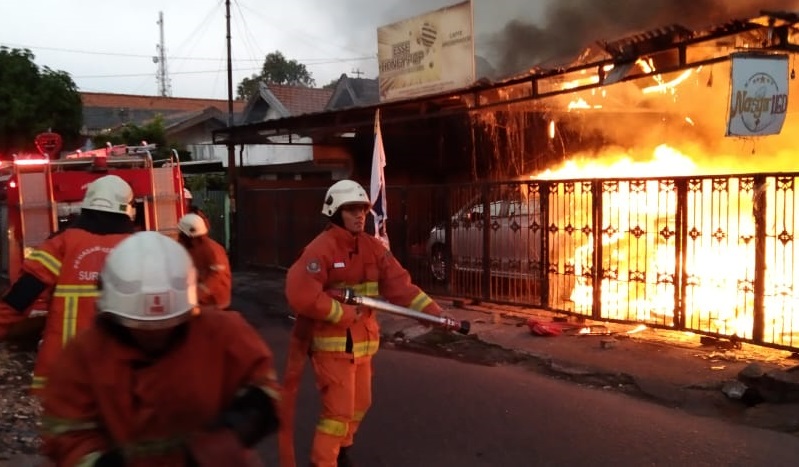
234,1,369,58
232,0,266,64
72,56,376,79
0,41,374,64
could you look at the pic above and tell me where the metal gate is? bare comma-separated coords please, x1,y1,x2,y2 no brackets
238,173,799,351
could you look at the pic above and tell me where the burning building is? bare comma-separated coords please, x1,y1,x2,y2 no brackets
216,10,799,351
456,11,799,350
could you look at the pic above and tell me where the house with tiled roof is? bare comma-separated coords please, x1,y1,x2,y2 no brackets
80,92,246,138
79,88,347,176
240,82,333,123
325,74,379,110
192,82,348,178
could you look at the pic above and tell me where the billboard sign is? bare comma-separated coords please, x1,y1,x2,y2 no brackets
377,1,475,101
727,53,789,137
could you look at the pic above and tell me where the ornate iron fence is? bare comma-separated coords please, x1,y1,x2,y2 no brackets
239,174,799,351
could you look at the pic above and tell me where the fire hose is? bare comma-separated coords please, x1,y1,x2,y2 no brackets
331,288,471,335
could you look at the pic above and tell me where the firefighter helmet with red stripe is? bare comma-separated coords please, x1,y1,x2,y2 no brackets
97,231,197,329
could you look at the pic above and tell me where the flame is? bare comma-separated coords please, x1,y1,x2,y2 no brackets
642,70,693,94
568,98,591,110
636,58,655,74
534,145,697,179
528,144,799,342
563,76,600,90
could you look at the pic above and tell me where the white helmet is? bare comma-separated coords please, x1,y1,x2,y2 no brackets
82,175,135,219
321,180,370,217
97,231,198,329
178,213,208,237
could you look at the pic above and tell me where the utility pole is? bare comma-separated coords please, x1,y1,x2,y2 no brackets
225,0,238,266
351,68,364,78
154,11,172,97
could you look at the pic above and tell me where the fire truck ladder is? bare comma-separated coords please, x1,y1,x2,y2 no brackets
150,149,185,237
58,143,186,237
14,160,57,257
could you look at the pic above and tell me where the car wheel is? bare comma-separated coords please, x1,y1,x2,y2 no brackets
430,244,448,282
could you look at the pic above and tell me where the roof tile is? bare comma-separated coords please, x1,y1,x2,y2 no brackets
265,84,334,116
81,92,246,113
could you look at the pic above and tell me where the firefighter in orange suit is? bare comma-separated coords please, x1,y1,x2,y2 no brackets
177,212,232,309
40,231,281,466
281,180,443,467
0,174,137,394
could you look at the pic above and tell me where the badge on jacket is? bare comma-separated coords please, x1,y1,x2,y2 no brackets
306,260,321,273
333,261,345,269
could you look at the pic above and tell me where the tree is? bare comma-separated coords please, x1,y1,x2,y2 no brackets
322,78,341,90
92,116,190,162
0,47,83,153
236,51,316,100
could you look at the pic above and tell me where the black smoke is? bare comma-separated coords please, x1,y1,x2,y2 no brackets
488,0,799,77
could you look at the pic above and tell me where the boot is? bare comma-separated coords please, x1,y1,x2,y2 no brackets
337,446,354,467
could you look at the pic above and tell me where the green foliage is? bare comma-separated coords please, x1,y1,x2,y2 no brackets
322,78,341,90
185,173,227,194
236,51,316,100
0,47,82,153
91,116,190,162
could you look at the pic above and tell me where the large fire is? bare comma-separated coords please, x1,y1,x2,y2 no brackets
521,49,799,345
527,138,799,344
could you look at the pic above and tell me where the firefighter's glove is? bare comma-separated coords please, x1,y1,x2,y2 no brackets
186,429,264,467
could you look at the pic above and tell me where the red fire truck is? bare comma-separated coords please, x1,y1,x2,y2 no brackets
0,136,188,317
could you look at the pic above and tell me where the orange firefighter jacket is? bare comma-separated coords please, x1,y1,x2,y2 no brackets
185,236,232,309
41,309,281,467
285,224,442,360
22,228,131,391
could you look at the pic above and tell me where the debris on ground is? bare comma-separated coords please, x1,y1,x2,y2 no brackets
0,344,40,459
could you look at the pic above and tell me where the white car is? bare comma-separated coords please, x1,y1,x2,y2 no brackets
427,194,543,282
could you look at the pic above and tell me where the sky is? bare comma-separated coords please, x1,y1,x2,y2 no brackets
0,0,485,99
1,0,793,100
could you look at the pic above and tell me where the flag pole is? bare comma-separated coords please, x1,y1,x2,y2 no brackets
370,109,390,250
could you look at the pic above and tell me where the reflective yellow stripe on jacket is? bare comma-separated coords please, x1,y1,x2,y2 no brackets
314,281,381,356
73,437,188,466
326,300,344,323
347,281,379,298
54,284,100,346
409,291,433,311
255,369,282,402
310,336,380,357
324,281,379,324
41,416,100,436
43,414,187,461
317,418,348,437
31,376,46,390
27,249,62,276
76,452,103,467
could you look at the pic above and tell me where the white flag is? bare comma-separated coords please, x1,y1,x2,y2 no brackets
370,110,390,250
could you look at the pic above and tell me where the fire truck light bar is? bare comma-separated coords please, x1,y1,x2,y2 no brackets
13,159,49,166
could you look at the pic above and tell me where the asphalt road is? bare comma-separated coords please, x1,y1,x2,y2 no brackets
242,299,799,467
